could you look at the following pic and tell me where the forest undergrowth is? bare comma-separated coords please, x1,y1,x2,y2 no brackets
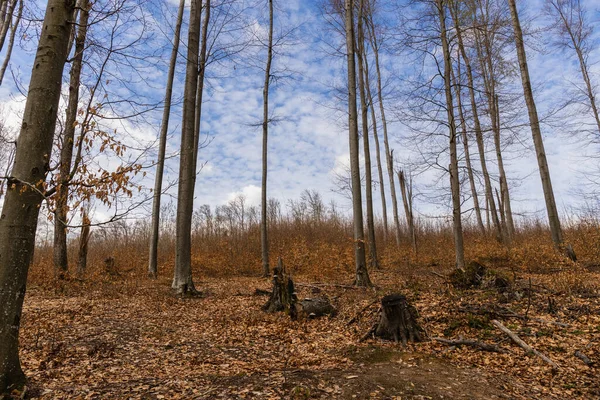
20,221,600,399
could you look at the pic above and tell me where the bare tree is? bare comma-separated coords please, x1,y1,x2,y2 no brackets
344,0,371,286
545,0,600,137
0,0,22,85
173,0,207,294
261,0,274,277
356,0,379,269
53,0,90,278
508,0,565,249
398,169,417,254
148,0,185,279
365,6,402,247
0,0,76,393
449,0,503,241
437,0,465,268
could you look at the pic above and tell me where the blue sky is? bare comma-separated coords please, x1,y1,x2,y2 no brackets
1,0,600,227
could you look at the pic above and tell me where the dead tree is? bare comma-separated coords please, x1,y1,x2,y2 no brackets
263,258,297,316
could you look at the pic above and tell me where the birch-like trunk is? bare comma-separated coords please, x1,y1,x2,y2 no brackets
148,0,185,278
356,0,379,270
0,0,75,393
344,0,371,287
438,0,465,269
508,0,564,248
53,0,89,278
261,0,273,277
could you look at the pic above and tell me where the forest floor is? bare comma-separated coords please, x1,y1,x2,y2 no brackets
18,264,600,399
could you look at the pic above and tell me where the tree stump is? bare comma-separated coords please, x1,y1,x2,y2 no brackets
373,294,422,345
262,258,297,318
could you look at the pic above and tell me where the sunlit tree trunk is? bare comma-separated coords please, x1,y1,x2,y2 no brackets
261,0,273,277
344,0,371,286
148,0,185,278
173,0,203,294
0,0,75,393
508,0,564,248
398,170,417,255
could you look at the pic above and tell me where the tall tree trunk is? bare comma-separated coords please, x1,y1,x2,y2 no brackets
0,0,16,54
0,0,75,393
261,0,273,277
344,0,371,287
0,0,21,86
192,0,210,175
508,0,564,248
148,0,185,278
438,0,465,269
356,0,378,270
450,3,502,241
362,46,388,244
366,16,401,247
53,0,89,278
173,0,203,294
451,60,485,234
398,170,417,255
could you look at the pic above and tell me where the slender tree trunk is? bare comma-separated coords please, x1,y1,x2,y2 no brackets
0,0,16,53
77,205,91,276
398,170,417,254
261,0,273,277
451,4,502,241
173,0,202,294
451,60,485,233
53,0,89,278
0,0,75,393
148,0,185,278
192,0,210,175
508,0,564,248
365,16,401,247
474,24,515,241
356,0,378,270
438,0,465,269
344,0,371,287
0,0,21,85
363,51,388,243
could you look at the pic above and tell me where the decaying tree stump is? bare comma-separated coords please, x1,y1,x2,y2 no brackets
449,261,510,290
262,258,297,317
366,294,422,345
262,258,336,319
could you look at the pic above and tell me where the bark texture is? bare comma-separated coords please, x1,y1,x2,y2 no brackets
344,0,371,287
508,0,564,248
0,0,75,393
173,0,203,294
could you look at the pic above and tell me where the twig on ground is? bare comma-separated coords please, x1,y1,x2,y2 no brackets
347,299,380,326
491,319,559,370
433,337,506,353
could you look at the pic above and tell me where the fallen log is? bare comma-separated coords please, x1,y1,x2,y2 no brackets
491,319,559,370
433,337,506,353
